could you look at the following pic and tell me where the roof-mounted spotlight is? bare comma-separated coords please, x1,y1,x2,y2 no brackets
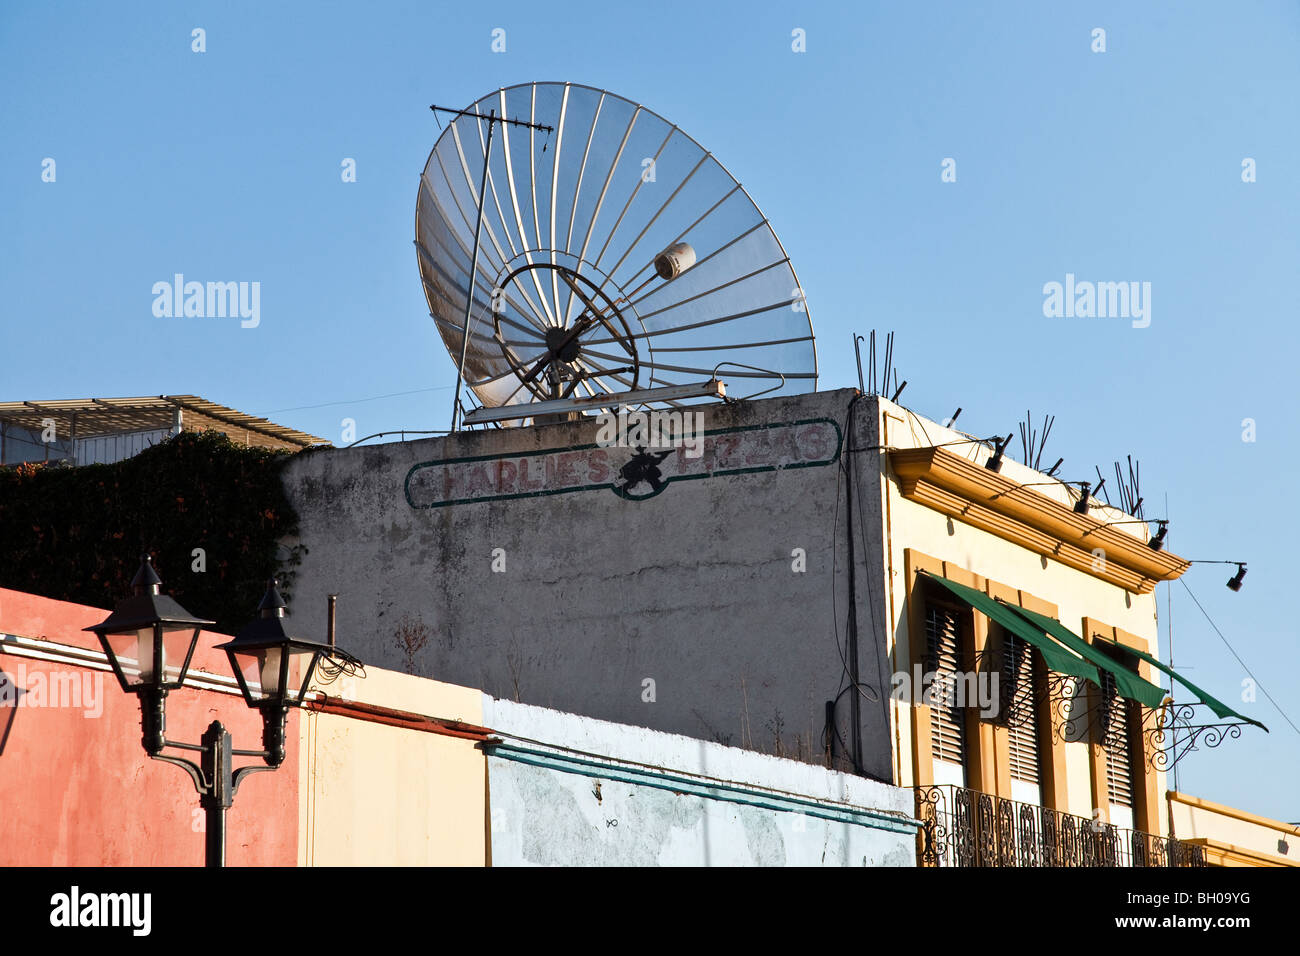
985,433,1014,473
1148,521,1168,552
1187,559,1249,593
1073,481,1092,515
1080,517,1169,550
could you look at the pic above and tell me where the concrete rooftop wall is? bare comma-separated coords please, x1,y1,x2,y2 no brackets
279,387,895,781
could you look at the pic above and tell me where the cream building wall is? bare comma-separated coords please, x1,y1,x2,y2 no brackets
296,667,487,866
874,397,1170,833
1168,791,1299,867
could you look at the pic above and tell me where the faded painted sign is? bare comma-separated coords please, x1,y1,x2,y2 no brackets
404,418,842,508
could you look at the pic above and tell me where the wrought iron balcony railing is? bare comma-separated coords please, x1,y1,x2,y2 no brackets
915,784,1206,867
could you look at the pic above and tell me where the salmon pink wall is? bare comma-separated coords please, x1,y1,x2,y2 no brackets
0,587,298,866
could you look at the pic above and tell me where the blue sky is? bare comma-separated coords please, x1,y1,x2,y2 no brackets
2,1,1297,820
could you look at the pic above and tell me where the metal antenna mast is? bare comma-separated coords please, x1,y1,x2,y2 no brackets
430,103,554,432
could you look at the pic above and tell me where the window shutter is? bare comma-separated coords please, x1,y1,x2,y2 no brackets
926,605,966,765
1101,674,1134,807
1003,633,1041,786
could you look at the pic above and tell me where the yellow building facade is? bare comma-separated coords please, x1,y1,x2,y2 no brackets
873,397,1286,867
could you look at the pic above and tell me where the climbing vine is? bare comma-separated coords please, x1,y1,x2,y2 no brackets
0,430,308,634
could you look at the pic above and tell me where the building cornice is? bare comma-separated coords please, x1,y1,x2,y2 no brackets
1168,790,1300,839
890,447,1190,594
1181,837,1299,868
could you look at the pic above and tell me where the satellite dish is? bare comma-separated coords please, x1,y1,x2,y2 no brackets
417,81,817,424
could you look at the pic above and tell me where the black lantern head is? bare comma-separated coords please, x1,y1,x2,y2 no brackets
84,555,215,693
1227,563,1247,592
217,579,336,709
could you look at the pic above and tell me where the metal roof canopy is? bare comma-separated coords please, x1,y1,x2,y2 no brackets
0,395,328,449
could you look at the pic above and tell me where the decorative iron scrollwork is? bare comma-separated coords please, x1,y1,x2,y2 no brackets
1144,702,1248,771
1018,803,1040,867
953,786,976,867
1047,674,1092,741
911,784,1204,868
914,785,947,867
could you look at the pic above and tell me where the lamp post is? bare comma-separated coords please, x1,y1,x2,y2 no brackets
87,557,360,867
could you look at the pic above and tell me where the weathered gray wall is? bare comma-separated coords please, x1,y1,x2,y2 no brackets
280,388,894,780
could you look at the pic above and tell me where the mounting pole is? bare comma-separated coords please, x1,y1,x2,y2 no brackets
432,104,554,432
449,107,493,434
853,334,865,393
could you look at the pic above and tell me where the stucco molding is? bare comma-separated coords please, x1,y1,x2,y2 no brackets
890,447,1189,594
1182,837,1300,868
304,694,491,741
484,738,921,834
0,632,243,697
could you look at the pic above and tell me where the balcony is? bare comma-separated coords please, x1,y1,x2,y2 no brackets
914,784,1207,867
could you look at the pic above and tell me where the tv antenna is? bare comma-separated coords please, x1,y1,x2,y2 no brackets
417,82,817,428
428,103,555,431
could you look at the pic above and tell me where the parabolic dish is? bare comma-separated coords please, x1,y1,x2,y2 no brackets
416,81,817,417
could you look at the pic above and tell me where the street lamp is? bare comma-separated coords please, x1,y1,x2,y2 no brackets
216,578,346,766
88,555,214,755
87,556,361,867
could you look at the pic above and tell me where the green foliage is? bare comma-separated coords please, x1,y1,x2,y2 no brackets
0,430,305,634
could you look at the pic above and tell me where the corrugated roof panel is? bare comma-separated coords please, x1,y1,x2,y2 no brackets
0,395,329,449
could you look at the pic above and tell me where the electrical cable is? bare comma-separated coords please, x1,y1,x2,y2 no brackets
825,398,858,767
849,401,897,774
267,385,455,414
1178,578,1299,738
822,394,896,780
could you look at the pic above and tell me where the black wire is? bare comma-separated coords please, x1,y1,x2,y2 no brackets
822,394,895,777
268,385,455,414
849,402,894,748
825,400,857,766
1178,578,1299,738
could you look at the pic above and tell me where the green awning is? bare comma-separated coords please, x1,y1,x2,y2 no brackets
1096,638,1268,732
1000,603,1169,710
919,572,1102,688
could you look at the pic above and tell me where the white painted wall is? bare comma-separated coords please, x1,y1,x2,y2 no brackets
483,697,917,867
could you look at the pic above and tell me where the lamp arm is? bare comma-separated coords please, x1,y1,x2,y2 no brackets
231,763,277,798
147,719,284,867
148,752,210,796
155,733,277,762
